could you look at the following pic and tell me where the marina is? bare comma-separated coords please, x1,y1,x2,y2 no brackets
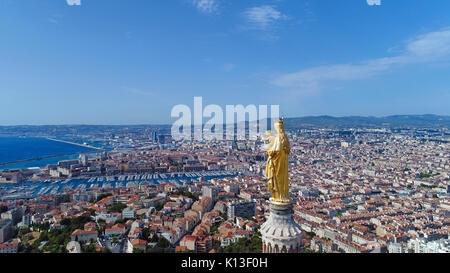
0,171,238,200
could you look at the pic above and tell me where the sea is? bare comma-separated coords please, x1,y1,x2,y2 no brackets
0,137,96,170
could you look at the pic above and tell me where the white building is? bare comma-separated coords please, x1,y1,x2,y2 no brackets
122,208,136,219
408,238,450,253
387,242,408,253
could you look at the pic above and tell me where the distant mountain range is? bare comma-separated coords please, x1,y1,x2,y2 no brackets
282,114,450,129
1,115,449,132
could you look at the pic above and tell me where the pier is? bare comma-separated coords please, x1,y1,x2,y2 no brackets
0,152,80,167
46,138,104,150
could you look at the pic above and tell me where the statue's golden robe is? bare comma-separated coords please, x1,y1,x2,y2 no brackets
265,120,291,204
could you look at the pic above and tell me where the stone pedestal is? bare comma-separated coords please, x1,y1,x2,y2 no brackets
260,202,302,253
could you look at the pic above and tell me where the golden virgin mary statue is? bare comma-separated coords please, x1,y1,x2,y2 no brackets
264,118,291,204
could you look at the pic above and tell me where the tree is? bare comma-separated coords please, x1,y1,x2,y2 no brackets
102,247,111,253
219,235,262,253
96,193,112,203
87,208,97,216
60,195,71,203
39,231,49,242
60,218,72,226
141,227,150,242
0,206,8,214
157,236,171,248
107,203,127,213
150,234,159,243
133,248,145,253
146,246,174,253
169,190,199,201
114,218,126,225
31,215,92,253
17,226,31,237
155,201,164,211
82,243,97,253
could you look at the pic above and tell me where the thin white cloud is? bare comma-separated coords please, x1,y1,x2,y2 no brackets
48,18,58,24
406,29,450,60
224,63,235,72
272,28,450,95
122,87,155,96
66,0,81,6
191,0,218,14
48,14,64,24
243,5,287,30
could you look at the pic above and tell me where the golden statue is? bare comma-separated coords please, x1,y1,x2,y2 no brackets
264,118,291,204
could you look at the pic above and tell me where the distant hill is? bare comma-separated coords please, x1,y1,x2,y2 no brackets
282,114,450,129
1,115,449,133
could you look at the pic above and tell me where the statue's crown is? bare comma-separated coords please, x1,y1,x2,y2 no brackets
275,117,284,125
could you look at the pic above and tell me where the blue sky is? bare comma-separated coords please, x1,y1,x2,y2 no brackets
0,0,449,125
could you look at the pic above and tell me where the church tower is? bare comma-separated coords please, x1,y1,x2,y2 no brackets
260,202,302,253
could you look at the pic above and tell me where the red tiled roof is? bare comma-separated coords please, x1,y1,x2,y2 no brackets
72,229,98,236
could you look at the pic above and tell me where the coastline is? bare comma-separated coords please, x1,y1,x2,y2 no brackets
0,137,104,170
